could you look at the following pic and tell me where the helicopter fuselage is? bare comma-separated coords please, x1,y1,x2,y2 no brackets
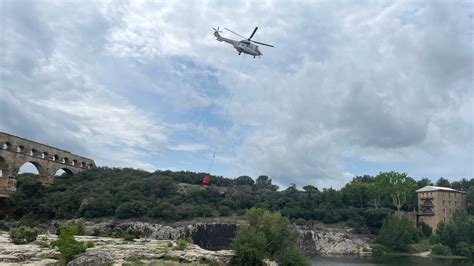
214,32,262,57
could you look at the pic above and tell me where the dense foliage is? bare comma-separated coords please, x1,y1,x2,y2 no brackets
5,168,473,234
436,214,474,257
51,224,91,262
233,208,310,266
376,214,420,252
9,225,39,244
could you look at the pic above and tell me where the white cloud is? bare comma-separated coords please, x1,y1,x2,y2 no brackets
1,0,472,189
168,143,208,152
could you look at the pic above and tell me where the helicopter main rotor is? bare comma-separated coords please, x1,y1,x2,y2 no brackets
224,27,274,47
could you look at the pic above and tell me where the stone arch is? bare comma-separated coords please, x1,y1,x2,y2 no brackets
63,157,69,164
41,152,48,159
18,161,45,176
1,142,11,150
52,154,59,161
16,145,25,153
72,160,78,166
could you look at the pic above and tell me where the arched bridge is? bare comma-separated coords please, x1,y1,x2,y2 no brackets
0,132,96,197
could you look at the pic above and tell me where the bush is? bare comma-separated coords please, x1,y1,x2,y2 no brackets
429,234,441,245
407,243,430,254
51,226,88,262
122,229,142,242
115,201,148,219
59,219,86,236
431,244,452,256
232,225,268,266
218,206,232,216
454,242,473,257
370,243,388,256
175,238,188,250
233,208,310,265
9,226,39,244
377,214,419,252
276,245,311,266
418,222,432,238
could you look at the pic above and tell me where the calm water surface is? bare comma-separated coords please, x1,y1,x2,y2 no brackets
312,255,473,266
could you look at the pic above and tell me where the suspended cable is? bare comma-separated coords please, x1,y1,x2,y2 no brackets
207,55,246,173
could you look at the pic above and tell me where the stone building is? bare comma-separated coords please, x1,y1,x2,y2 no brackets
416,186,467,229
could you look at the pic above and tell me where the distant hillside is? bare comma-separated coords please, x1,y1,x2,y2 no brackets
4,168,474,234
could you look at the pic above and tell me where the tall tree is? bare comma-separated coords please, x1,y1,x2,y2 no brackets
435,177,451,188
376,171,416,211
416,177,433,188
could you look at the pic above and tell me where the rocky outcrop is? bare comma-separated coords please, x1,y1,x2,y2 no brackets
82,220,371,255
0,231,233,265
299,224,372,255
84,220,238,251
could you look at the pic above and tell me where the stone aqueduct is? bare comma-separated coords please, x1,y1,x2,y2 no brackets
0,132,96,197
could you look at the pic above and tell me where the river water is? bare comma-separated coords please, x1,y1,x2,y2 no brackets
312,255,473,265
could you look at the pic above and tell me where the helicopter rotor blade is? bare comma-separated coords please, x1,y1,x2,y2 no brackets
248,27,258,40
252,40,274,47
224,27,247,39
213,26,222,32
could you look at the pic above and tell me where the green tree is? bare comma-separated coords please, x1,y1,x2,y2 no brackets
436,214,474,250
377,214,419,251
416,178,432,188
235,176,255,186
232,225,268,266
435,177,451,188
467,187,474,215
377,172,416,211
342,178,370,208
115,201,148,219
233,208,310,266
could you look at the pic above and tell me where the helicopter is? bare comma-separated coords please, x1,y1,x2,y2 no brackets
213,26,274,58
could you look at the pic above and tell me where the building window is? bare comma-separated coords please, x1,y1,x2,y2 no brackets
443,200,445,206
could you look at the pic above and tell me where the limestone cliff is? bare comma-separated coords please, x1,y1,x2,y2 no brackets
80,220,372,255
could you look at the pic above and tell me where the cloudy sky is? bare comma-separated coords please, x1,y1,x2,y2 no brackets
1,0,472,189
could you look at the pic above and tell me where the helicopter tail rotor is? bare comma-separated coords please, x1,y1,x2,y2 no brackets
213,26,223,38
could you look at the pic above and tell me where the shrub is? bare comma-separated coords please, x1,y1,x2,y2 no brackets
377,214,419,252
59,219,87,236
175,238,188,250
431,244,452,256
86,241,95,248
454,242,473,257
51,226,88,262
418,222,432,238
115,201,148,219
232,225,268,266
276,245,311,266
121,229,142,241
9,226,39,244
407,243,430,254
370,243,388,256
218,206,232,216
429,234,441,245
